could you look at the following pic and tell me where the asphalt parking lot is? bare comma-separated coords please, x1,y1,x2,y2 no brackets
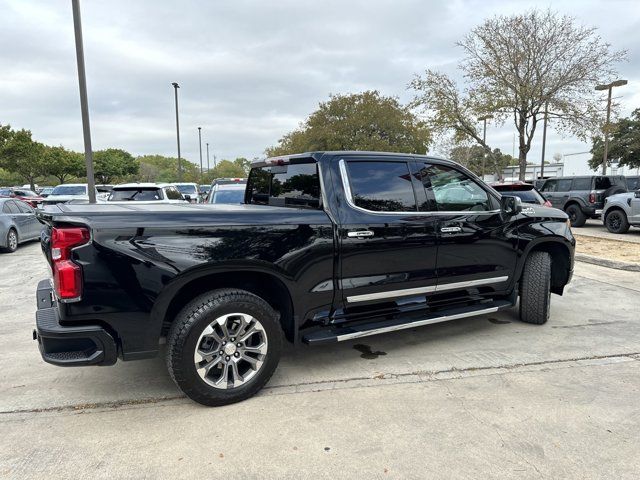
1,242,639,479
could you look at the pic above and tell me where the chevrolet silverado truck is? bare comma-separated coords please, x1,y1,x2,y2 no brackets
34,151,575,406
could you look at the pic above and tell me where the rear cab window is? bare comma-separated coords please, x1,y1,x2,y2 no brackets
246,162,321,209
109,188,163,201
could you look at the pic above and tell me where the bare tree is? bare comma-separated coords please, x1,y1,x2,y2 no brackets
410,9,626,180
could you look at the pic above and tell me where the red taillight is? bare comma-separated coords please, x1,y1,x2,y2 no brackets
51,227,90,300
588,192,596,204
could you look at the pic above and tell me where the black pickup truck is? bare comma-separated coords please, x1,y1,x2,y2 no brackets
34,151,575,405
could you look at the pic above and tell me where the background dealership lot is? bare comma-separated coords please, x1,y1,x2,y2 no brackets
1,242,639,479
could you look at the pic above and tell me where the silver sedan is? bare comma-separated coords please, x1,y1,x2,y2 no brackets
0,198,41,253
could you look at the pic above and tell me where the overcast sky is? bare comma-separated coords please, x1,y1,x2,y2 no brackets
1,0,639,172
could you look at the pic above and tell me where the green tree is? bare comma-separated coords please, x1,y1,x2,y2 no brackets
410,9,626,180
44,146,85,184
266,91,431,156
589,108,640,171
93,148,139,184
0,129,47,190
135,155,199,183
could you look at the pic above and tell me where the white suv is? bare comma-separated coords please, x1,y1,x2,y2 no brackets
108,183,188,204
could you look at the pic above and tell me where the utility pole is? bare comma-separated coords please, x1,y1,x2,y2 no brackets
198,127,203,183
540,101,549,179
206,142,210,172
478,114,493,178
71,0,96,203
171,82,182,181
595,79,628,175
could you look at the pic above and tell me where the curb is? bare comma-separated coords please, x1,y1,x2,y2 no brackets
575,253,640,272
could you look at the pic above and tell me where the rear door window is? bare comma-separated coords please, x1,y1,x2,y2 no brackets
247,162,321,209
557,179,573,192
571,178,591,191
344,161,417,212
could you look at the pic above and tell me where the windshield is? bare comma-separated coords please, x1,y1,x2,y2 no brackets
51,185,87,196
109,188,163,201
176,184,197,195
211,189,245,204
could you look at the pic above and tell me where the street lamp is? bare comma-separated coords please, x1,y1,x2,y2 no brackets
71,0,96,203
478,114,493,177
198,127,203,183
206,142,210,172
595,79,628,175
171,82,182,181
540,101,549,179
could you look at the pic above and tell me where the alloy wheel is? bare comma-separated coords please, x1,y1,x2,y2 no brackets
193,313,268,389
8,231,17,251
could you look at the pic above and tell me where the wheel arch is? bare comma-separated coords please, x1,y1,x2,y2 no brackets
154,266,296,343
518,239,573,295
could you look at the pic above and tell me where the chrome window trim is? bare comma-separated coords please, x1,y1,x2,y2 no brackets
346,275,509,303
336,305,501,341
338,158,500,217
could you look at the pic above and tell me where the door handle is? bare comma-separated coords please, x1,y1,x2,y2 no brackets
347,230,374,238
440,226,462,233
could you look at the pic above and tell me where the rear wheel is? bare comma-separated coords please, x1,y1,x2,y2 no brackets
519,251,552,325
604,209,630,234
565,204,586,227
1,229,18,253
166,289,282,406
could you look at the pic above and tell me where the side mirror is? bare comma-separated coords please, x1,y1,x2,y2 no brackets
500,195,522,216
635,190,640,199
183,194,191,202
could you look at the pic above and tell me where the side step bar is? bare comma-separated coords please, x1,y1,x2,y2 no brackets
303,300,513,345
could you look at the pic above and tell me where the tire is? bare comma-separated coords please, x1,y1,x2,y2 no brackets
519,251,552,325
1,229,18,253
166,288,282,406
604,209,630,234
565,204,586,227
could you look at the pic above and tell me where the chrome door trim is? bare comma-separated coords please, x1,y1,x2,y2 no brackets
338,159,500,217
345,275,509,303
336,306,501,341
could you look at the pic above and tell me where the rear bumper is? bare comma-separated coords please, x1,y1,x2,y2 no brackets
33,279,117,367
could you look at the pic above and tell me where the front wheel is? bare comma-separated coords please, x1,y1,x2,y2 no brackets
1,229,18,253
604,210,630,234
166,289,282,406
519,251,552,325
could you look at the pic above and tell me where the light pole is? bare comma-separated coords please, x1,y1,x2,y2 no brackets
71,0,96,203
198,127,203,183
540,101,549,179
171,82,182,181
206,142,210,172
595,79,628,175
478,114,493,178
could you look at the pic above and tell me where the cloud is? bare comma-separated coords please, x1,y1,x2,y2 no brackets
0,0,638,169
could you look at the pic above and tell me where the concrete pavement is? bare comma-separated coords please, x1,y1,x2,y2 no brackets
1,243,639,479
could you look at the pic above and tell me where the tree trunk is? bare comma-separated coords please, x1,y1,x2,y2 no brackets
518,150,527,181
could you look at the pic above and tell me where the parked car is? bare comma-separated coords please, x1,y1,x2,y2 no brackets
107,183,188,203
42,184,107,205
0,187,45,208
601,190,640,233
0,198,41,253
174,183,200,203
39,187,55,198
490,182,551,207
199,184,211,202
34,151,574,406
539,175,627,227
207,178,247,204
